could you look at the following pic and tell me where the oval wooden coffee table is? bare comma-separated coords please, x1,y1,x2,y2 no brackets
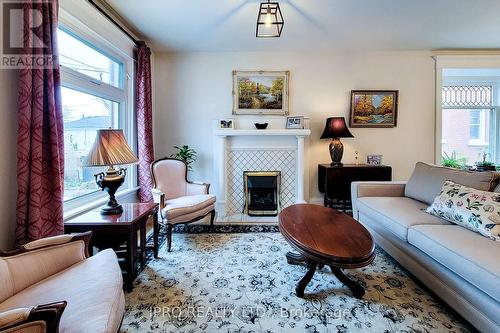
279,204,375,298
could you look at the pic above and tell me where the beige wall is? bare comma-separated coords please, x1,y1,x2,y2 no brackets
0,69,18,251
153,51,436,201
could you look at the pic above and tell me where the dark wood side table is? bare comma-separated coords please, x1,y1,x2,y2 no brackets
318,164,392,208
64,202,158,292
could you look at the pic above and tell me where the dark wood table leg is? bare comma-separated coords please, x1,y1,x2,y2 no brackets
153,209,159,259
286,252,305,265
296,261,318,297
140,218,147,270
125,230,136,292
330,266,365,299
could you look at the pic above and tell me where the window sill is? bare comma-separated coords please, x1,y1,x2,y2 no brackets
467,140,489,147
63,186,139,221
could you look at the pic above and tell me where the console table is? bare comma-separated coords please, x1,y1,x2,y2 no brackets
64,202,158,291
318,164,392,208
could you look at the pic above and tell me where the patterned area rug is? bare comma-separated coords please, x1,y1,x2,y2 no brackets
123,227,473,333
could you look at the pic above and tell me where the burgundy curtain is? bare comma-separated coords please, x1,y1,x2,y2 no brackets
16,0,64,245
136,41,154,202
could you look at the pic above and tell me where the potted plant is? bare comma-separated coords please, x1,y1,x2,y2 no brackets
442,152,467,169
475,153,497,172
171,145,197,170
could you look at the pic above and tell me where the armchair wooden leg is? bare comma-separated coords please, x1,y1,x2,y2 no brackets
210,210,215,226
166,224,173,252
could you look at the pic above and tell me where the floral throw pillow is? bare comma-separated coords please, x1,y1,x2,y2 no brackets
426,180,500,242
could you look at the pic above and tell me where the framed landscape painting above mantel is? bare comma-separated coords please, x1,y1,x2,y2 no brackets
349,90,398,128
233,70,289,115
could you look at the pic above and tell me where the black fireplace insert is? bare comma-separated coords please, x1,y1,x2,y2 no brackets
243,171,281,216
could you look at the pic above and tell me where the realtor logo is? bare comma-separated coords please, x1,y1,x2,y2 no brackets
1,0,54,69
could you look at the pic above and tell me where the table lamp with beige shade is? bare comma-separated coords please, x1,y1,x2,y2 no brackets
85,129,138,215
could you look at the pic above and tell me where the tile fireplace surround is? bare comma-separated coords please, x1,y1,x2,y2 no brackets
213,123,311,223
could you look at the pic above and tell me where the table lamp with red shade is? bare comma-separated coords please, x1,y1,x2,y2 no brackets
320,117,354,167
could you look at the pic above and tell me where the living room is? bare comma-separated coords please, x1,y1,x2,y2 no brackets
0,0,499,332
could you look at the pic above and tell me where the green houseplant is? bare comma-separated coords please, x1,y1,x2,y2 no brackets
442,152,467,169
171,145,197,170
475,153,497,172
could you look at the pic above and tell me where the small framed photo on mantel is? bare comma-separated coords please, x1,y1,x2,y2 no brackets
286,116,304,129
218,118,234,129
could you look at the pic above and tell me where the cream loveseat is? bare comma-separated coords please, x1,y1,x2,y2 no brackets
351,162,500,333
0,232,124,333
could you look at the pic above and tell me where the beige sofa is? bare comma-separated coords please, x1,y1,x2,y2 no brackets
352,162,500,333
0,232,124,333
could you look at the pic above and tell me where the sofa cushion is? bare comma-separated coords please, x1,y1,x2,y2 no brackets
408,225,500,302
0,249,124,333
405,162,499,205
162,194,216,220
426,180,500,242
356,197,450,241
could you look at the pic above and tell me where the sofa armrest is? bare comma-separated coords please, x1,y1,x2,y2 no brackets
351,181,407,221
0,301,66,333
0,233,92,296
186,181,210,196
1,232,92,259
351,181,407,199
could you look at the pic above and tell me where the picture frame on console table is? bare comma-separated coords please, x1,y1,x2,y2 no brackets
349,90,398,128
232,70,289,116
367,154,383,165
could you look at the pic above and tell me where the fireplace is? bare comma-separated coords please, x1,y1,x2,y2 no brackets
243,171,281,216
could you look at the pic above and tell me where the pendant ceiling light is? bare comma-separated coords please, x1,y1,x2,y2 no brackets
256,1,284,38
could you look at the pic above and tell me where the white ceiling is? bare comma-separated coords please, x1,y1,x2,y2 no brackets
106,0,500,52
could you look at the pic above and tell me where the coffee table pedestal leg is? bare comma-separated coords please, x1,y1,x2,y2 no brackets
330,266,365,299
296,261,318,298
286,252,305,265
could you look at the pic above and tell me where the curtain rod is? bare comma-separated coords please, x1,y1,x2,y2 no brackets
87,0,140,46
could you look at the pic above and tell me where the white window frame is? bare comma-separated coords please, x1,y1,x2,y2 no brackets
59,7,137,216
434,54,500,165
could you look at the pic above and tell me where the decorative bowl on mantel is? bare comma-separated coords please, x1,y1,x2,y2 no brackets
254,123,268,130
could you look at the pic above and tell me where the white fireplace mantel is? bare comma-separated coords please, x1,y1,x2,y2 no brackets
214,129,311,137
213,128,311,219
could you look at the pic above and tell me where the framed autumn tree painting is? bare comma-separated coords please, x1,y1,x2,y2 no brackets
233,70,289,115
349,90,398,128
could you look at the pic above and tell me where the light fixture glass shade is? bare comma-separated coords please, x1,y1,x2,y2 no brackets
84,129,138,167
256,1,284,38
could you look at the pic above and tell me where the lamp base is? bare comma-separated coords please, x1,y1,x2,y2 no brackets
100,204,123,215
330,162,343,167
329,138,344,167
101,204,123,215
94,166,127,215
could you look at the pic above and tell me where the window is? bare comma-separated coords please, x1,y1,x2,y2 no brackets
440,72,497,166
469,110,481,140
58,29,123,88
58,26,134,205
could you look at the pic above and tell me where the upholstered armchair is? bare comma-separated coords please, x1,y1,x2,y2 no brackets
151,157,216,252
